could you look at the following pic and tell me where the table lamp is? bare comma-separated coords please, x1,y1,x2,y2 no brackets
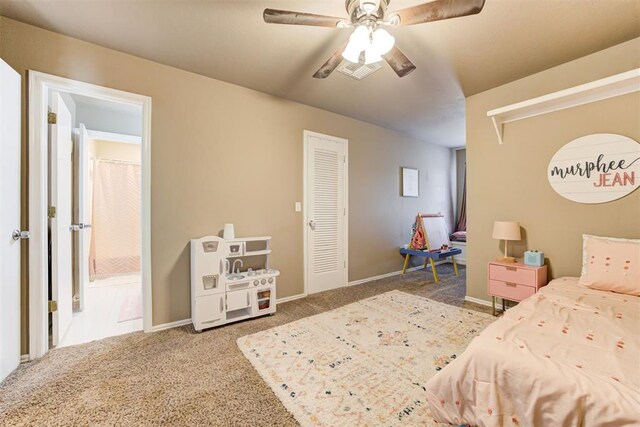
492,221,521,263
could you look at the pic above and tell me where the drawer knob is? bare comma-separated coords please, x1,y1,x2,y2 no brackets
505,266,517,271
506,282,517,287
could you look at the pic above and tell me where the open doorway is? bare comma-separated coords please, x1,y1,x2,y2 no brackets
29,72,152,358
50,91,144,348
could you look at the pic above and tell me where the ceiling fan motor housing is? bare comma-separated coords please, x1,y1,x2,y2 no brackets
346,0,390,24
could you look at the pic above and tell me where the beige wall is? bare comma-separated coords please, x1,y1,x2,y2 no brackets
466,38,640,302
1,18,454,353
90,139,141,163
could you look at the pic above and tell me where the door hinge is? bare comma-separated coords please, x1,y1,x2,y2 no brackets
48,300,58,313
48,112,57,124
48,206,57,219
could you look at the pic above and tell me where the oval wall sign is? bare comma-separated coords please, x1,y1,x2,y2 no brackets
547,133,640,204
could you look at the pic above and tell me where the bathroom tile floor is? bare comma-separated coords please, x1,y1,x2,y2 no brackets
58,274,143,348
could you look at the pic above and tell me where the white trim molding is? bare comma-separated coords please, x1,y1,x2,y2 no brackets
28,71,152,360
348,265,426,287
487,68,640,144
20,354,29,364
276,293,307,304
152,293,308,333
151,319,192,333
464,295,493,308
86,129,141,145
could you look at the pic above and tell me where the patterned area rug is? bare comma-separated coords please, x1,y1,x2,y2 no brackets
237,290,494,426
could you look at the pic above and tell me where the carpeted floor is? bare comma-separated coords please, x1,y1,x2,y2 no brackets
0,265,491,426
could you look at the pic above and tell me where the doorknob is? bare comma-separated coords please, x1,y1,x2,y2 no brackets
12,230,30,241
308,220,316,230
70,223,92,231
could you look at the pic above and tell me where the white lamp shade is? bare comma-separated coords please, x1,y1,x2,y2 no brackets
342,25,369,63
364,47,383,64
342,44,362,63
371,28,395,55
342,25,394,65
492,221,521,241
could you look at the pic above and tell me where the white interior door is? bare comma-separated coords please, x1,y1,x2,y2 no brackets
74,124,91,312
49,92,74,347
0,59,22,382
305,131,347,295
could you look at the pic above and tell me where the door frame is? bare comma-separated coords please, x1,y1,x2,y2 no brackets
28,71,152,359
302,130,349,297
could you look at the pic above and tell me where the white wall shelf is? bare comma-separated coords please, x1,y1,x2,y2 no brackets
227,236,271,243
227,249,272,258
487,68,640,144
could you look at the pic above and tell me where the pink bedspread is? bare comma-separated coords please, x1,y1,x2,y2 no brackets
426,277,640,426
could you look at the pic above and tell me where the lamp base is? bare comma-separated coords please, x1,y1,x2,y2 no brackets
496,256,517,263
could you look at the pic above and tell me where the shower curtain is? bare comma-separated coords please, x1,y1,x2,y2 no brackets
89,159,141,280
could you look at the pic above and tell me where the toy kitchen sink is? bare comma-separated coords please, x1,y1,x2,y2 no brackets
190,235,278,332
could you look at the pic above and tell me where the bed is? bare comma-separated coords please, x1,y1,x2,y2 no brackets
425,277,640,426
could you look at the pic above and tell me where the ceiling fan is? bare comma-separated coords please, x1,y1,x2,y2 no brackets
264,0,486,79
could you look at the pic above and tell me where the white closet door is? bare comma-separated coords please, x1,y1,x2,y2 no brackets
49,92,74,347
0,59,22,382
305,132,347,294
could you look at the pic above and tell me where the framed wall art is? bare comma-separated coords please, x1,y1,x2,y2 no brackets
402,167,419,198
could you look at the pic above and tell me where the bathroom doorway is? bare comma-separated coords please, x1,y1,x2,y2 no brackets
54,92,144,348
28,72,152,358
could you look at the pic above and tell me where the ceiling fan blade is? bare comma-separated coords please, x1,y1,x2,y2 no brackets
264,9,346,27
313,43,349,79
390,0,485,26
383,46,416,78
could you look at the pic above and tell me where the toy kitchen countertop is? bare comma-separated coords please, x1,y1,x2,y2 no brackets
226,268,280,281
226,269,280,289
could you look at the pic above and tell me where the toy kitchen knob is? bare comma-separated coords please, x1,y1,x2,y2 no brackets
253,280,259,286
261,279,266,285
268,278,273,284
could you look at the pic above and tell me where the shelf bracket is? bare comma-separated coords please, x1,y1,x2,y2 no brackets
490,116,503,145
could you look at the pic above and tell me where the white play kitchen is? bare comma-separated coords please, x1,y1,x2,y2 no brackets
190,235,279,332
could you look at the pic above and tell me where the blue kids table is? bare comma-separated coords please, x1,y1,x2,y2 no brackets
399,247,461,283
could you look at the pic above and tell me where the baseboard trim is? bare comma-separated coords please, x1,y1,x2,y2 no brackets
150,264,462,332
20,354,29,363
464,295,493,308
276,293,307,304
348,265,429,287
149,294,307,332
151,318,192,332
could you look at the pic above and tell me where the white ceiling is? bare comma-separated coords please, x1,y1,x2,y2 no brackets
1,0,639,147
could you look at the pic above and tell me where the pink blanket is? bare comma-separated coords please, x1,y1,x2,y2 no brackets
426,277,640,426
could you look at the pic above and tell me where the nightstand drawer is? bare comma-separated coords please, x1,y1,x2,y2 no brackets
489,279,535,302
489,264,535,286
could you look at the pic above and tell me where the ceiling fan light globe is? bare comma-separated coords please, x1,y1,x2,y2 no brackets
350,25,370,46
364,47,383,65
372,28,395,55
342,44,362,63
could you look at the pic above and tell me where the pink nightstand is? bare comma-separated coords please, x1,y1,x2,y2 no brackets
487,261,548,316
